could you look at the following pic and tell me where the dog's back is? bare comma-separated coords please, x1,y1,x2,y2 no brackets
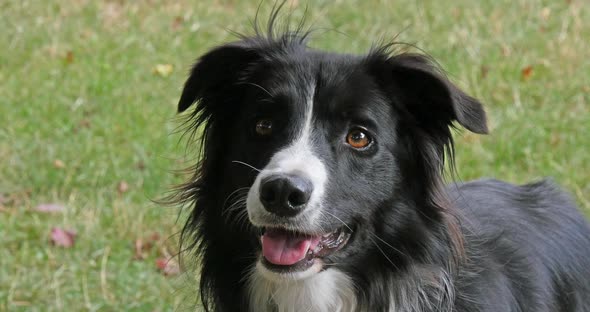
449,179,590,311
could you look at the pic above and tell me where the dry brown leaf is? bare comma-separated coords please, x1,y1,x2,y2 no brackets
133,238,151,260
521,66,534,80
171,16,183,31
50,228,77,248
53,159,65,169
65,50,74,64
133,232,161,260
149,232,161,242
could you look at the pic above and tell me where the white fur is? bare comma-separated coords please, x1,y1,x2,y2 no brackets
246,82,353,310
248,267,357,312
389,266,455,312
246,82,327,233
246,263,454,312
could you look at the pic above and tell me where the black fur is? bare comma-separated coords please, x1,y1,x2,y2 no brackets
173,20,590,312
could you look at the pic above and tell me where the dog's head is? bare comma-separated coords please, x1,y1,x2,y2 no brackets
177,33,487,285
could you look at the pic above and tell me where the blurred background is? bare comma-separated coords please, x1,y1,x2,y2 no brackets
1,0,588,310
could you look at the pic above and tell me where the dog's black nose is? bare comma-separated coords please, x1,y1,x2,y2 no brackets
259,174,313,217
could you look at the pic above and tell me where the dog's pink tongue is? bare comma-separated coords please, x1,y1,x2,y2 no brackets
261,229,320,266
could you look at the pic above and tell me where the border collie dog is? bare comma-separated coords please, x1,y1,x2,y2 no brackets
173,24,590,312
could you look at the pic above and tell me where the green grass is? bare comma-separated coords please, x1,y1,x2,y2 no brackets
1,0,588,310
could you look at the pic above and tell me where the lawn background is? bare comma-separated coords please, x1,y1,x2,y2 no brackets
0,0,588,311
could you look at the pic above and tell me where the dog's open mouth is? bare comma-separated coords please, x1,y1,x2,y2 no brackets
260,227,351,272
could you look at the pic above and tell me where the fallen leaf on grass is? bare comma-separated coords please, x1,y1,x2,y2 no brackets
53,159,65,169
50,228,77,248
171,16,184,31
153,64,173,77
149,232,160,242
36,203,65,213
155,257,180,276
133,239,151,260
117,181,129,194
136,160,146,171
133,232,161,260
65,50,74,64
521,66,534,80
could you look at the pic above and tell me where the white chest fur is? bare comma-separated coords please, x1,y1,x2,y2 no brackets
248,267,357,312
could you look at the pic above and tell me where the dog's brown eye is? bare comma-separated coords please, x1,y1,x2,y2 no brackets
255,119,273,136
346,128,372,149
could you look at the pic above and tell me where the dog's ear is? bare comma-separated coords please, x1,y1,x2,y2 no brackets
369,53,488,134
178,41,261,113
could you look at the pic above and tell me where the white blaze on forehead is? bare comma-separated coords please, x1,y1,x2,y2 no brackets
262,85,325,184
246,81,327,230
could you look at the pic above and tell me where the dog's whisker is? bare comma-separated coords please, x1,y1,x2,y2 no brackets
221,192,252,231
368,237,399,271
224,200,248,220
222,187,251,211
320,210,353,232
231,160,262,173
222,199,248,220
320,210,400,270
370,233,409,259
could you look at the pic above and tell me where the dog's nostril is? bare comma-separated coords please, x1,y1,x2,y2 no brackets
260,183,278,204
287,189,308,207
259,174,313,217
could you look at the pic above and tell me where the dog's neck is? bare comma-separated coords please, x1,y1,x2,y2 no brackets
247,267,357,312
246,264,454,312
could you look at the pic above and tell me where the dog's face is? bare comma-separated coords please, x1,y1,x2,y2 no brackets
178,37,487,283
241,55,403,280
